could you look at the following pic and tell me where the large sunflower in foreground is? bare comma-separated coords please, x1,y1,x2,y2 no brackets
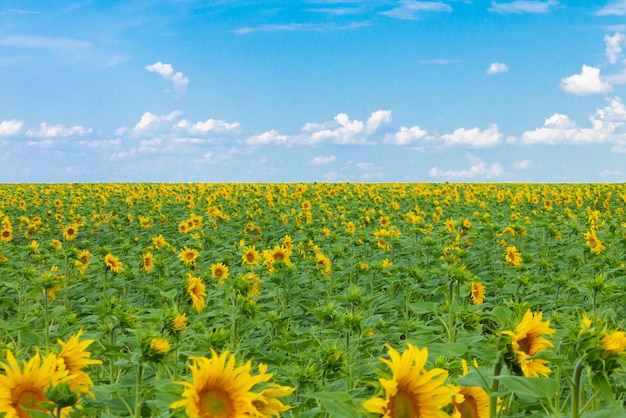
56,330,102,396
502,309,555,377
170,350,293,418
362,343,456,418
0,350,68,418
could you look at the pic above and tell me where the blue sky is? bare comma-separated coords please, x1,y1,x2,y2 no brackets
1,0,626,182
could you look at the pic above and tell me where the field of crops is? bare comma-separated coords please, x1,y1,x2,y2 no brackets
0,182,624,418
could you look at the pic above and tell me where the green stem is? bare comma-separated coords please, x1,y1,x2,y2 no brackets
571,358,585,418
43,288,50,348
489,358,503,418
135,364,144,418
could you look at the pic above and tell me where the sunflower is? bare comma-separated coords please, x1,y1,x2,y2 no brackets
583,230,605,254
271,245,291,265
242,246,260,266
211,262,229,283
362,343,457,418
502,309,555,377
470,282,485,305
504,246,522,267
452,360,489,418
170,350,293,418
0,229,12,243
179,247,199,267
142,252,155,273
76,250,92,265
56,329,102,396
104,254,123,274
315,253,332,276
601,331,626,355
63,224,78,241
150,338,171,354
173,313,187,331
152,234,169,248
187,273,207,313
0,350,69,418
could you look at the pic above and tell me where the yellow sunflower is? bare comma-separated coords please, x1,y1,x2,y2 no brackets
179,247,199,267
170,350,293,418
242,246,260,266
504,246,522,267
470,282,485,305
583,230,605,254
362,343,457,418
104,253,124,274
0,229,12,243
187,273,207,313
271,245,291,265
63,224,78,241
502,309,555,377
452,360,489,418
142,252,155,273
173,313,188,331
0,350,69,418
211,262,229,283
601,331,626,355
56,329,102,396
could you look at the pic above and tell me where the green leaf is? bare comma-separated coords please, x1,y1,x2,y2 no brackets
495,376,558,400
304,392,362,418
582,405,626,418
590,373,616,404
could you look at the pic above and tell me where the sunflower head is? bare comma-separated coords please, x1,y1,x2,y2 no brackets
502,309,555,377
187,273,207,313
362,343,457,418
104,253,124,274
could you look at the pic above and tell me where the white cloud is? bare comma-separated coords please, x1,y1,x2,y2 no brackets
26,139,55,147
174,118,240,134
384,125,428,145
0,35,91,50
512,159,533,169
310,155,336,165
245,129,289,145
486,62,509,74
429,156,505,179
365,109,392,134
130,110,183,135
597,0,626,16
26,123,92,138
304,112,366,144
599,169,623,177
0,119,23,136
489,0,558,14
520,96,626,145
440,124,503,147
605,32,626,64
560,65,612,95
145,62,189,93
382,1,453,20
234,22,370,35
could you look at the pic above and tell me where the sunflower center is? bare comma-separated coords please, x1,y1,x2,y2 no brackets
199,388,234,418
458,396,479,418
246,253,255,262
390,388,420,418
13,384,47,417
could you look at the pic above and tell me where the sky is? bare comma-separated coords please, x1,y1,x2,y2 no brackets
1,0,626,183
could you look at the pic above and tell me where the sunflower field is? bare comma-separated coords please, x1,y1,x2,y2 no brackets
0,182,625,418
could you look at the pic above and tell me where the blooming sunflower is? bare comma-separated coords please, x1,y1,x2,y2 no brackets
211,262,229,284
56,329,102,396
452,360,489,418
601,331,626,355
173,313,187,331
502,309,555,377
187,273,207,313
362,343,457,418
271,245,291,265
170,350,293,418
179,247,199,267
104,253,123,273
242,246,260,266
583,230,605,254
63,224,78,241
470,282,485,305
142,252,155,273
504,246,522,267
0,229,12,243
0,350,69,418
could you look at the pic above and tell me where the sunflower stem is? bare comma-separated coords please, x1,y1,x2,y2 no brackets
571,358,585,418
489,358,503,418
135,363,144,418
